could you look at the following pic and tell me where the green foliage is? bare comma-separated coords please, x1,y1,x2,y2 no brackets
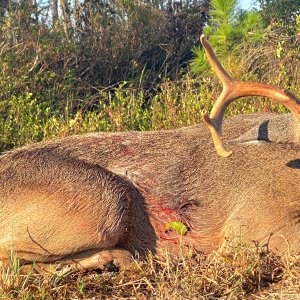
151,76,207,129
258,0,300,30
238,11,265,42
0,0,209,130
243,23,300,98
204,0,240,53
190,46,210,75
210,0,237,24
0,76,213,151
189,0,299,121
0,93,58,150
190,0,264,77
0,0,298,152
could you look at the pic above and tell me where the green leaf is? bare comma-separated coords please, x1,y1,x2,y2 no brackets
165,221,188,236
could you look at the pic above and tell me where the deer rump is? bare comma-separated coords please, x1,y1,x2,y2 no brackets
0,37,299,272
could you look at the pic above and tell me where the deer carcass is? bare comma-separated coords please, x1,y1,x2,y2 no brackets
0,36,299,271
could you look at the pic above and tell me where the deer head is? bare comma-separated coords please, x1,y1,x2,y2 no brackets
200,35,300,157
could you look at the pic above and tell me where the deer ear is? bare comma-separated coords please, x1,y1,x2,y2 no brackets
229,115,298,145
230,121,270,144
286,159,300,169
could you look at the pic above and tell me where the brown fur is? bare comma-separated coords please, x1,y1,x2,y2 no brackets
0,112,299,270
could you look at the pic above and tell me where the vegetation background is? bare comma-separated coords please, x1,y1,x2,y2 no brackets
0,0,299,299
0,0,299,151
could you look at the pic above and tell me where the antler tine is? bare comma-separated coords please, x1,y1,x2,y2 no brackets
200,35,233,87
201,109,233,157
200,34,300,157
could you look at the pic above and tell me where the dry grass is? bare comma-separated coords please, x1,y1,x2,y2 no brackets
0,241,300,300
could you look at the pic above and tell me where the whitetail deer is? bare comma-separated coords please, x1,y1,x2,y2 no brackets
0,36,299,272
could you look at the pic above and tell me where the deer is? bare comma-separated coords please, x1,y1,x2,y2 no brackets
0,35,299,272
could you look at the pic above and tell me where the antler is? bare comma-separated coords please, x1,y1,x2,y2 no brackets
200,34,300,157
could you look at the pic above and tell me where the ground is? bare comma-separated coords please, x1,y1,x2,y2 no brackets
1,241,300,299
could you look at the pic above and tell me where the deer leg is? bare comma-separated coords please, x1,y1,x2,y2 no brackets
31,248,134,274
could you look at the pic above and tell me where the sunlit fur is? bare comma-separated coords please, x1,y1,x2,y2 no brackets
0,112,299,271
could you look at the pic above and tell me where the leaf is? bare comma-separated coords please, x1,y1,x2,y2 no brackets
165,221,188,236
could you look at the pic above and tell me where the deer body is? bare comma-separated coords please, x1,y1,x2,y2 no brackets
0,36,299,271
0,112,299,269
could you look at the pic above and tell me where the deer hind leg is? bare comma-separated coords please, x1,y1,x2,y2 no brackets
0,158,139,262
30,248,135,274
